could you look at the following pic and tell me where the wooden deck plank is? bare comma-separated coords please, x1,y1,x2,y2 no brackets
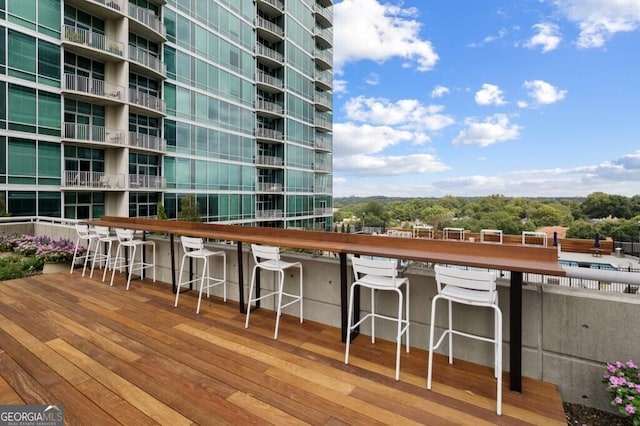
0,273,567,425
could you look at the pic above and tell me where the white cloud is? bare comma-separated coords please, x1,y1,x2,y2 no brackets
333,122,428,157
475,83,507,106
431,85,450,98
452,114,522,147
333,0,439,72
553,0,640,48
365,73,380,85
333,79,348,94
525,22,562,52
523,80,567,104
334,153,449,176
343,96,455,131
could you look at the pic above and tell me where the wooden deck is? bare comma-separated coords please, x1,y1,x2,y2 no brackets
0,272,566,425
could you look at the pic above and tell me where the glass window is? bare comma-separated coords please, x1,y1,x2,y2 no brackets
38,39,60,86
38,91,61,130
38,0,61,37
8,191,36,216
38,141,61,178
8,84,36,131
8,29,36,80
8,138,36,181
7,0,36,30
38,191,61,217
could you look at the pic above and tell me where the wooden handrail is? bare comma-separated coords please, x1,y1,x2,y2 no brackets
91,216,565,276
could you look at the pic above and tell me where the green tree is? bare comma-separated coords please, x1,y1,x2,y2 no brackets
157,203,167,220
177,194,202,222
566,220,595,239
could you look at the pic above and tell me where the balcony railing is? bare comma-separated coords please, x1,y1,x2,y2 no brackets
314,207,333,215
128,132,166,152
314,49,333,67
256,16,284,37
314,92,332,109
314,162,332,172
314,185,332,193
63,74,124,101
257,182,283,192
256,0,284,12
314,114,333,131
129,89,166,114
314,26,333,45
129,46,166,76
315,71,332,88
63,171,125,189
63,123,125,145
314,135,332,151
128,4,166,38
129,174,166,190
255,128,283,141
255,155,283,166
96,0,124,12
63,25,124,57
256,209,284,219
255,44,284,63
313,4,333,24
256,99,284,115
256,71,284,89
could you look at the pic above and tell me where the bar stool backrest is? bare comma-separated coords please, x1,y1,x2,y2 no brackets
251,244,280,262
94,225,110,239
75,223,91,237
115,228,134,242
434,265,497,297
351,257,399,280
181,236,204,252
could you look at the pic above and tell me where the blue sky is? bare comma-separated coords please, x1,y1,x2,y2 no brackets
331,0,640,198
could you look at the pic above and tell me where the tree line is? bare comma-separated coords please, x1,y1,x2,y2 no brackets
333,192,640,240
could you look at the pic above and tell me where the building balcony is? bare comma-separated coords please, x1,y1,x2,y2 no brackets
317,0,333,7
313,26,333,49
314,185,332,194
314,207,333,215
314,134,332,152
315,70,332,91
255,128,284,142
128,4,166,42
313,4,333,28
314,49,333,69
62,74,125,105
256,209,284,219
62,26,125,62
255,44,284,69
255,99,284,118
64,0,125,19
128,132,166,152
314,114,333,132
256,70,284,94
62,171,125,190
63,123,126,147
128,174,166,190
255,155,284,167
257,182,284,193
256,16,284,43
314,91,332,111
314,162,332,173
128,89,166,117
129,46,166,80
255,0,284,17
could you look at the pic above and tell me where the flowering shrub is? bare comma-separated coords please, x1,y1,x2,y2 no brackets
0,234,82,263
603,360,640,425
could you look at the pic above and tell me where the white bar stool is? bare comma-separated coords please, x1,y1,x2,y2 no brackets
174,236,227,314
90,225,120,282
345,256,410,380
427,265,503,415
70,224,98,276
109,228,156,289
245,244,303,339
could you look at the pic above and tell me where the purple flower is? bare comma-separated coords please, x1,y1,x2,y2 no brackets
625,404,635,414
627,360,638,369
608,364,618,373
615,396,623,404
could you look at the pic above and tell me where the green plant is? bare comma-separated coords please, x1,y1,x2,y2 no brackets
603,360,640,424
177,194,202,222
157,203,168,220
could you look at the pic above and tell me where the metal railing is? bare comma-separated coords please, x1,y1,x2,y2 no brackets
257,182,283,192
129,46,166,76
256,16,284,37
128,4,166,38
63,171,125,189
255,155,283,166
256,209,284,219
128,132,166,151
128,89,166,114
128,174,166,190
255,43,284,63
63,25,124,56
256,71,284,89
255,128,283,141
63,74,124,101
255,99,284,115
256,0,284,12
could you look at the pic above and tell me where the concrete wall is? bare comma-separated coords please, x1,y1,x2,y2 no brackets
5,222,640,413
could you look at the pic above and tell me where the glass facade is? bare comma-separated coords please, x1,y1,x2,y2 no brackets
0,0,333,229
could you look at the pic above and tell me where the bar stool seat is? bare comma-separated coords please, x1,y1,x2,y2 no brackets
109,228,156,289
174,236,227,314
345,256,410,381
70,224,98,276
245,244,303,339
90,225,120,282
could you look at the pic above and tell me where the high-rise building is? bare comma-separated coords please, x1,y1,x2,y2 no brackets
0,0,333,230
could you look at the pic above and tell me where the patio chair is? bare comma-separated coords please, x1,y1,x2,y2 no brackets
244,244,303,339
345,256,410,380
109,228,155,289
70,224,99,276
427,265,502,415
174,236,226,314
90,225,120,282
